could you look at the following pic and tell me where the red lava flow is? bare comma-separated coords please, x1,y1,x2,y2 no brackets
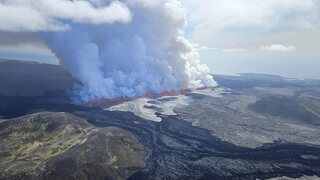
83,86,220,105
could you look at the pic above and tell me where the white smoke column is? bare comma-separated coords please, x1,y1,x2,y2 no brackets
44,0,217,101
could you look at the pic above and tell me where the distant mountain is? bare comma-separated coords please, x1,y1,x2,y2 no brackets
249,95,320,125
213,73,320,89
0,60,76,96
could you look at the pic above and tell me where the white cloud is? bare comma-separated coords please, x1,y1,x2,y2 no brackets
259,44,296,52
0,0,131,32
191,43,211,50
184,0,317,28
181,0,320,50
222,49,246,53
193,44,246,52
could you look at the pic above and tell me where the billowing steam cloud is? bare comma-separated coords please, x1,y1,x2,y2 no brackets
0,0,217,101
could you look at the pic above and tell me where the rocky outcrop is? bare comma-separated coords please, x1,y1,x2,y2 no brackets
0,112,146,180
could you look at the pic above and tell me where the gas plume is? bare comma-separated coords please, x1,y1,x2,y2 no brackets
0,0,217,101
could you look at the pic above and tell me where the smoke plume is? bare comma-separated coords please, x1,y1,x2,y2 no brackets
0,0,217,101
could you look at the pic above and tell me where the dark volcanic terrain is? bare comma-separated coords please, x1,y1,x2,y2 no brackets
0,60,76,96
0,60,320,179
0,112,145,180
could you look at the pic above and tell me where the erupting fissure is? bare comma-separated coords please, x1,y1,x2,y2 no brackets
83,86,220,105
42,0,217,101
0,0,217,101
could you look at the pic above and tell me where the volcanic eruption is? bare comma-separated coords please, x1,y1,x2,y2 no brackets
0,0,217,101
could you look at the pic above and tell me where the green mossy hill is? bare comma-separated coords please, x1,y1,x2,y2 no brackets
0,112,146,180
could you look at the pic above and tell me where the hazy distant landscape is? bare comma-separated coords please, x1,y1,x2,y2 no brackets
0,60,319,179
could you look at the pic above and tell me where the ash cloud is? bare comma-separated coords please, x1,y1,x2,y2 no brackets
0,0,216,101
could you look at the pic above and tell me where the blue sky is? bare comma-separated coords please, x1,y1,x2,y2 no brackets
0,0,319,79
